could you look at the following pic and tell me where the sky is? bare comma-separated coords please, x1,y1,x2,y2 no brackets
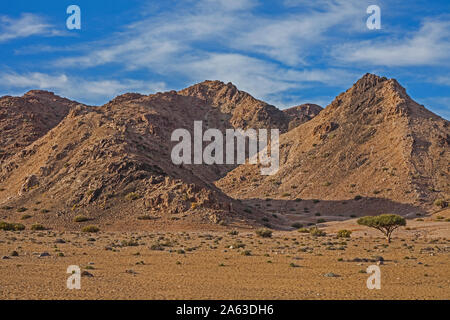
0,0,449,119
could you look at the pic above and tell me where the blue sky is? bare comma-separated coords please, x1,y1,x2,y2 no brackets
0,0,449,119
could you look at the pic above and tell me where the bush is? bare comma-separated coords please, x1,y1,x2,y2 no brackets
21,214,32,220
0,221,25,231
309,227,326,237
354,195,362,201
121,239,139,247
255,228,272,238
137,215,153,220
74,215,89,222
16,207,28,212
297,227,310,233
82,225,100,233
357,214,406,243
291,222,303,228
125,192,140,201
30,224,45,231
317,218,326,223
434,199,448,208
337,229,352,238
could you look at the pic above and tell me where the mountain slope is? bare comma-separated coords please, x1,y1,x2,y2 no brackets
217,74,449,215
178,80,292,132
0,90,82,161
283,103,323,130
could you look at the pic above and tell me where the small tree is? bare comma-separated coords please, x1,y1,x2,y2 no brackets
357,214,406,243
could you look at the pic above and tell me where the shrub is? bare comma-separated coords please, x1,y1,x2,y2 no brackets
125,192,140,201
309,227,326,237
255,228,272,238
30,224,45,231
121,239,139,247
317,218,326,223
40,209,50,213
228,230,239,236
191,202,199,209
0,221,25,231
357,214,406,243
337,229,352,238
291,222,303,228
354,195,362,201
74,215,90,222
298,228,310,233
82,225,100,233
434,199,448,209
150,243,164,251
21,214,32,220
16,207,28,212
137,215,152,220
1,206,13,210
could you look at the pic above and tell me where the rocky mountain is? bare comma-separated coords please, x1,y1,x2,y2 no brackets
217,74,449,217
1,75,447,231
0,90,81,161
179,80,292,132
283,103,323,130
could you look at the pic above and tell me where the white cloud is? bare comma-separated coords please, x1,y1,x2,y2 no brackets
181,53,356,100
334,20,450,66
0,13,61,42
55,0,366,69
47,0,360,106
0,72,166,104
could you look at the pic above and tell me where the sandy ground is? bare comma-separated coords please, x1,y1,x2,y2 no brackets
1,218,449,300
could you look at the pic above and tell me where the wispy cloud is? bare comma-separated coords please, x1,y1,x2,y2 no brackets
0,13,61,42
0,71,166,104
49,0,362,105
334,19,450,66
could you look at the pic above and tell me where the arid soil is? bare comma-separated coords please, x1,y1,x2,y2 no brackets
1,210,449,300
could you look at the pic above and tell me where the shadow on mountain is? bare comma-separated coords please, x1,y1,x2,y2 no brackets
240,196,428,230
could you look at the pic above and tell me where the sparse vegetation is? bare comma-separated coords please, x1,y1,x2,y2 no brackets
434,199,448,208
82,225,100,233
309,227,326,237
30,223,45,231
74,215,89,222
337,229,352,238
0,221,25,231
255,228,272,238
291,222,303,228
125,192,140,201
137,215,153,220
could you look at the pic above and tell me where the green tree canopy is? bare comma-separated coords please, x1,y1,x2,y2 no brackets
357,214,406,243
